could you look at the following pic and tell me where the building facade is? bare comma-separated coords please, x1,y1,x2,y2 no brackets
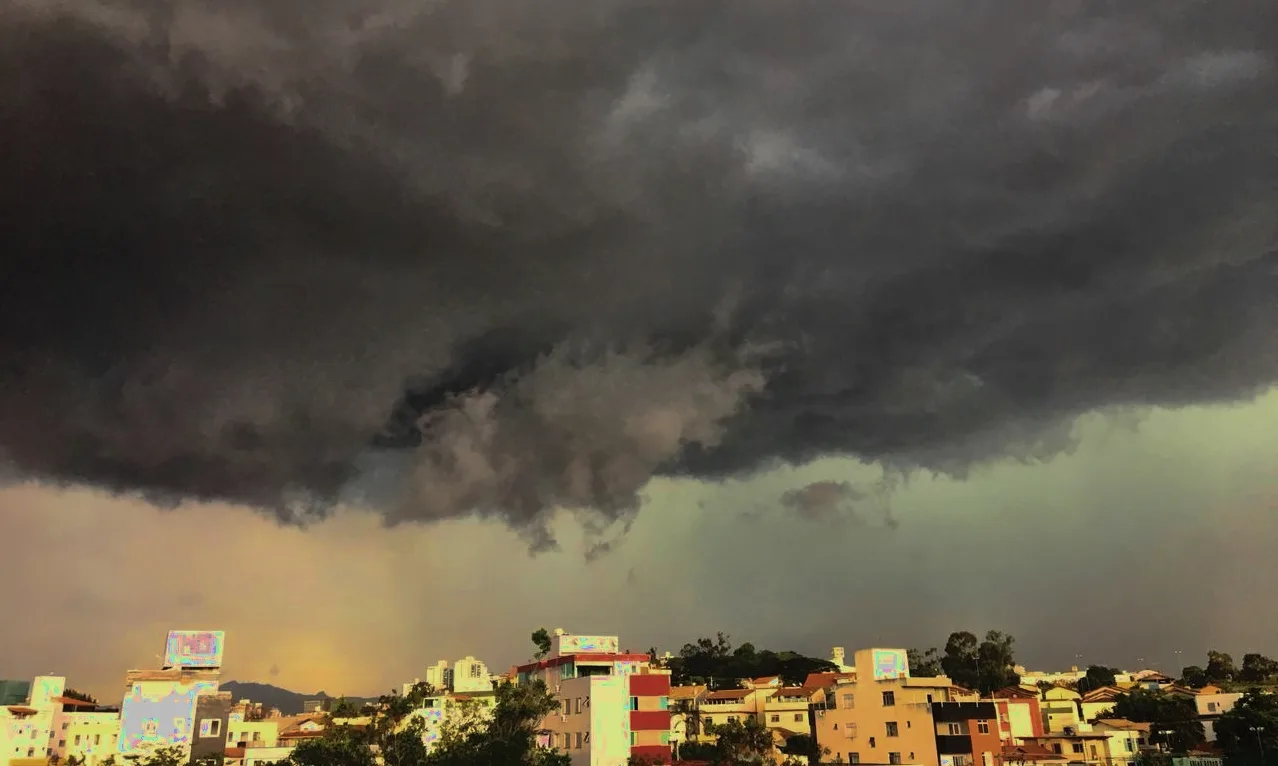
517,632,671,766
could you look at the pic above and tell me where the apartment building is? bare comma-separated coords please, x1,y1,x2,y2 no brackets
931,702,1001,766
1091,719,1150,766
1018,729,1116,766
815,648,959,766
517,631,671,766
991,686,1045,743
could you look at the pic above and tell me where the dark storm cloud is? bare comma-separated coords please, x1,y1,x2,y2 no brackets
1,0,1276,543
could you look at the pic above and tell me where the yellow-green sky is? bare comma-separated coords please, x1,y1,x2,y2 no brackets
3,389,1276,701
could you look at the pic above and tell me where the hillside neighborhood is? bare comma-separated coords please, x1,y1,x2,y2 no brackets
3,628,1277,766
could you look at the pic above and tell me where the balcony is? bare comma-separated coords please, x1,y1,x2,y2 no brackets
937,735,974,755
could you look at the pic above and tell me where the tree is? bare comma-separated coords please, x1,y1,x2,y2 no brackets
134,747,189,766
1214,690,1278,760
1206,651,1238,683
1103,689,1204,752
781,733,830,763
909,648,943,677
666,633,834,688
675,740,718,761
289,725,376,766
328,697,362,718
1077,666,1119,694
707,716,773,763
1180,666,1209,689
63,689,97,704
942,631,981,689
1239,654,1278,685
531,628,552,660
424,679,568,766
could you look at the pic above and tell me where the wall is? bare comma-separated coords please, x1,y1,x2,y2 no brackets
995,698,1044,742
53,712,121,766
191,695,231,766
118,675,219,757
2,708,55,765
627,674,670,764
226,720,279,748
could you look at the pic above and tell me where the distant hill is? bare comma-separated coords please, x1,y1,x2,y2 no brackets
218,681,376,715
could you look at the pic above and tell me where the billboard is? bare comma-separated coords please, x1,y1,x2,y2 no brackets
118,679,218,753
163,631,225,669
557,635,618,654
871,649,909,681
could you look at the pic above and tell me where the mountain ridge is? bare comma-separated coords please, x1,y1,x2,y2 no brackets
219,680,377,715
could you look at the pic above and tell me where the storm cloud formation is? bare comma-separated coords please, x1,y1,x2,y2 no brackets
1,0,1276,543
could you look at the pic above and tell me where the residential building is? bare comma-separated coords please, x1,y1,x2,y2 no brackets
667,685,707,750
700,689,763,731
991,687,1045,744
831,648,855,674
517,631,671,766
1018,729,1115,766
814,647,960,766
1,677,61,766
1002,743,1068,766
424,661,453,693
1091,719,1150,766
762,687,816,742
117,668,224,764
932,701,1001,766
1078,687,1125,723
51,704,121,766
1192,686,1242,741
1039,687,1083,733
452,657,492,694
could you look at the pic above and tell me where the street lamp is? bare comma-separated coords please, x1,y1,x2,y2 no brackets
1250,726,1266,760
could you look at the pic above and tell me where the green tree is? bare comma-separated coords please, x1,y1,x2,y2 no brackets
1206,651,1238,683
289,725,376,766
63,689,97,704
666,633,834,688
424,679,568,766
531,628,552,660
675,740,718,761
1077,666,1119,694
975,631,1020,695
909,648,943,677
1180,666,1209,689
1239,654,1278,685
781,733,830,762
135,747,189,766
707,716,773,763
328,697,362,718
1102,689,1204,752
1214,690,1278,760
942,631,981,689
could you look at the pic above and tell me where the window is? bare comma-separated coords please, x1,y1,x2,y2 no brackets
563,699,571,715
94,735,101,746
202,719,222,737
62,724,69,731
1125,740,1134,753
1052,744,1062,754
1208,702,1218,712
59,741,66,748
727,716,738,723
882,691,896,706
842,693,855,709
795,713,805,722
771,714,780,723
27,748,35,758
575,732,582,749
886,722,899,737
978,721,990,735
75,736,81,746
850,754,861,764
659,696,669,710
1072,743,1084,754
947,723,962,736
870,737,877,748
630,732,636,747
630,696,639,711
889,753,902,765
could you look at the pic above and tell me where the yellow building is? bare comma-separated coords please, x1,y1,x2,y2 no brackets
1019,730,1115,766
1039,687,1082,733
815,648,958,766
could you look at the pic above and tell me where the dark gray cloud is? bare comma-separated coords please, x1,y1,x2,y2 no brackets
1,0,1276,544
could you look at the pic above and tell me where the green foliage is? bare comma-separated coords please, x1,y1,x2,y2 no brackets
1208,651,1239,683
1240,654,1278,685
780,733,829,762
422,680,567,766
62,689,97,704
531,628,552,660
328,697,362,718
133,746,189,766
941,630,1020,695
705,716,774,763
908,648,943,677
1102,689,1204,752
666,633,837,688
675,740,718,761
1077,666,1120,694
1214,690,1278,759
1180,666,1209,689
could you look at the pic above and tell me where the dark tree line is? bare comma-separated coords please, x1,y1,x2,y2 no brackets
662,632,838,688
1181,651,1278,689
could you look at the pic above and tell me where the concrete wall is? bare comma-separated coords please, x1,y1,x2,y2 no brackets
190,695,231,766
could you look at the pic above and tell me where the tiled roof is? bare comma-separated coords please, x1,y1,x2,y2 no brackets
802,672,855,688
669,685,707,701
1003,744,1068,762
1094,719,1152,732
994,686,1039,699
705,689,753,701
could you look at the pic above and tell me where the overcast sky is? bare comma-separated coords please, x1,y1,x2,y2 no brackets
1,0,1276,702
4,388,1276,700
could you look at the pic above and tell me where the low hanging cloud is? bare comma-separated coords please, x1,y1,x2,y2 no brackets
1,0,1276,546
780,481,863,524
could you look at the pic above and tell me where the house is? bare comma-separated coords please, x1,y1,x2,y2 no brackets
1091,719,1150,766
762,687,820,757
1078,687,1125,722
1001,743,1068,765
1039,687,1083,733
991,687,1044,743
1193,688,1243,742
1018,729,1115,766
700,689,761,732
668,686,707,751
931,701,1002,766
